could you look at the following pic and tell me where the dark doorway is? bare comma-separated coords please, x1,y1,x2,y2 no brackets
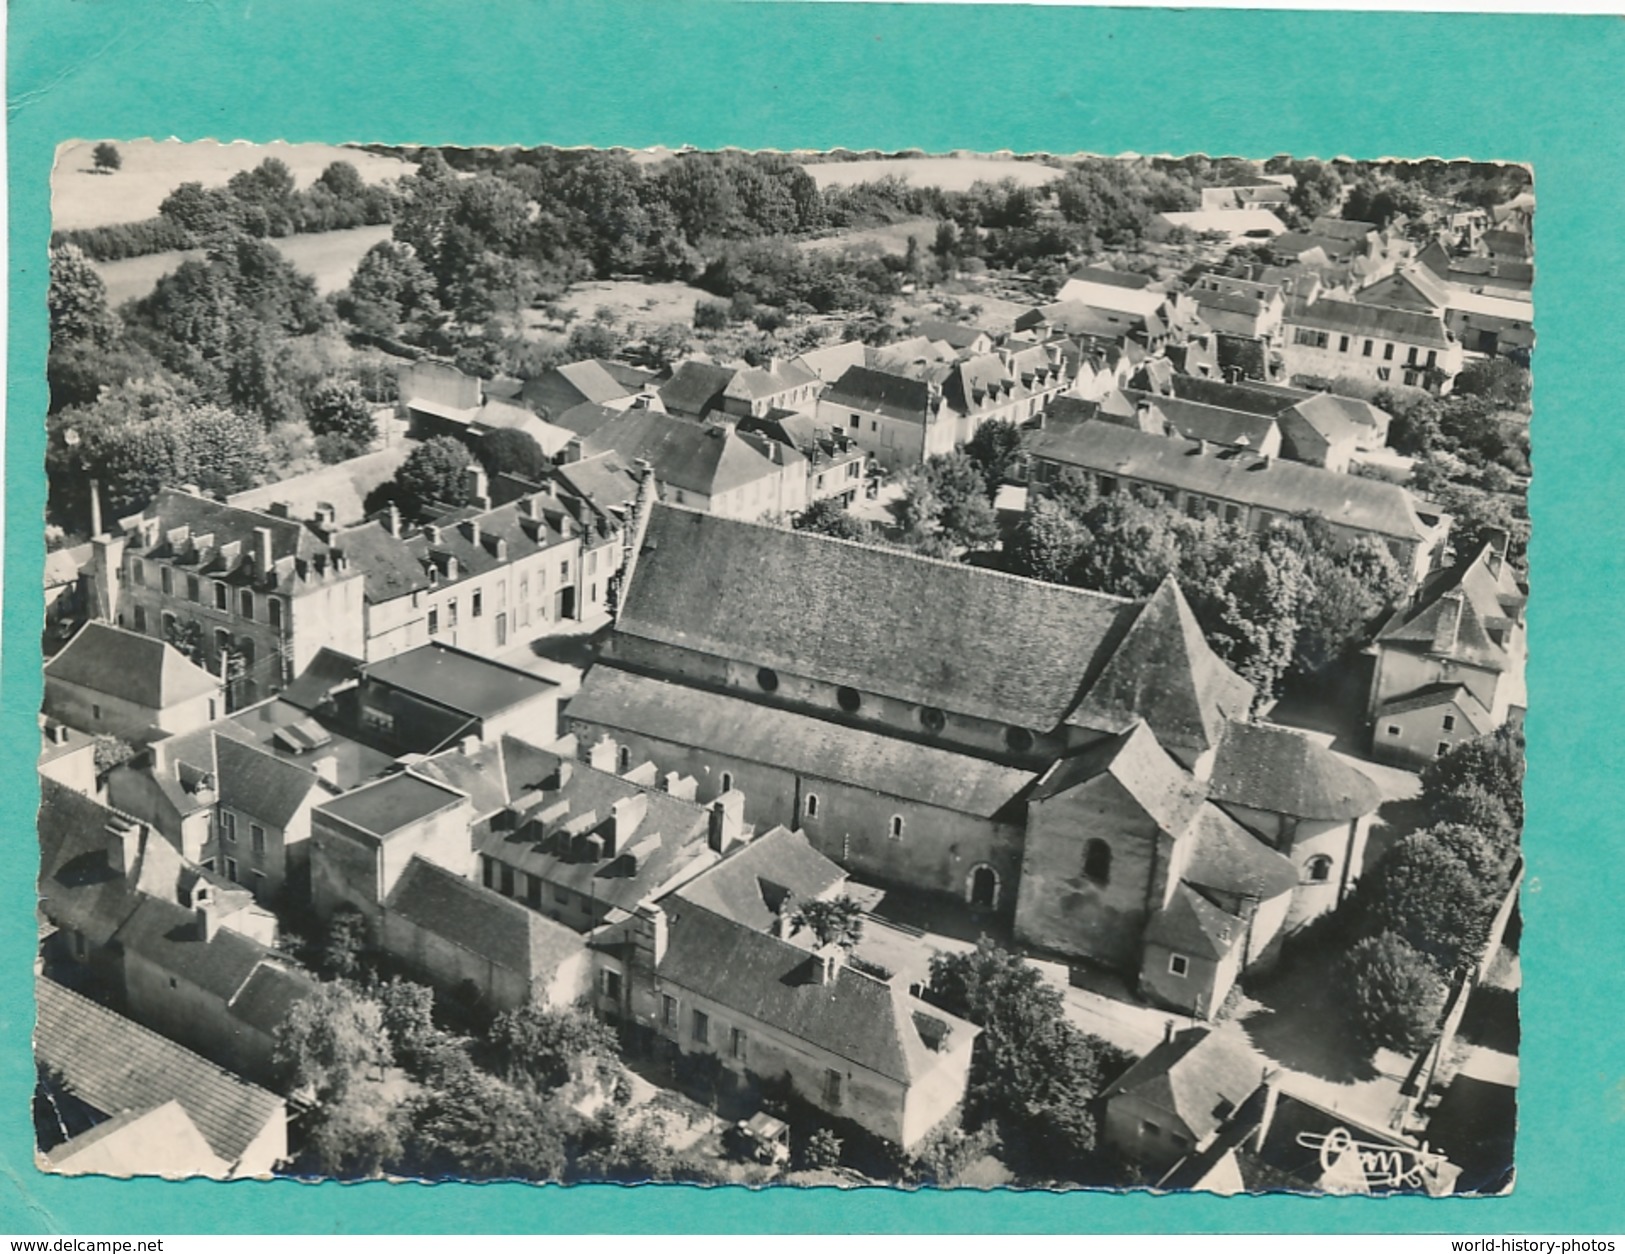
970,865,998,909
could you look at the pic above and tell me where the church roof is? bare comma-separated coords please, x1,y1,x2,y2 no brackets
615,504,1136,731
1067,577,1255,760
569,667,1037,819
1035,722,1208,838
1182,806,1300,902
1207,722,1383,822
1143,883,1246,961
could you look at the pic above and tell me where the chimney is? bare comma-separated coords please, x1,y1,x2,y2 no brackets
459,734,481,756
1195,438,1209,456
554,761,574,791
106,815,141,880
813,941,846,986
89,478,103,539
707,790,745,854
195,885,220,942
386,503,402,537
253,526,274,578
637,902,669,967
588,734,620,774
466,465,490,510
267,501,292,519
608,793,647,855
1163,1018,1177,1045
426,524,442,545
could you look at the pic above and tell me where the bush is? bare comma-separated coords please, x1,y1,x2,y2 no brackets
474,427,551,483
1345,931,1448,1054
693,298,730,331
799,1127,843,1172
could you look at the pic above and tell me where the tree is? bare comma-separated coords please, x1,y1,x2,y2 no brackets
474,427,551,483
642,322,694,370
1453,357,1532,410
1344,931,1448,1053
566,319,623,361
387,435,473,520
338,240,443,341
374,977,441,1077
1359,831,1498,972
48,245,118,350
1004,495,1089,585
963,420,1025,495
799,1127,844,1171
900,451,1002,552
319,906,370,982
791,895,866,950
163,617,206,667
92,143,122,174
273,982,390,1104
306,379,377,462
294,1089,406,1180
487,1003,618,1092
1421,725,1525,834
402,1065,569,1181
794,498,872,541
91,734,136,777
926,941,1126,1176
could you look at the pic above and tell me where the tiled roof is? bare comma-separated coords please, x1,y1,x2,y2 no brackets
1288,392,1390,438
571,666,1037,818
45,1099,226,1178
656,900,974,1084
1068,266,1156,291
1285,296,1454,350
35,979,283,1169
1028,421,1437,544
1354,267,1450,313
675,827,847,932
1035,723,1208,838
1376,682,1495,732
723,358,819,402
110,895,269,1003
213,735,321,830
475,749,713,918
1121,391,1280,452
45,622,220,711
226,961,316,1039
1167,375,1303,417
37,780,144,943
553,451,641,515
1183,806,1299,902
1103,1025,1264,1139
1270,233,1359,263
615,504,1136,730
793,341,869,384
572,408,784,498
385,855,583,978
913,319,989,349
822,365,938,424
1307,216,1379,243
227,443,411,528
1068,578,1255,761
363,643,559,719
1016,301,1134,340
1208,722,1382,821
658,361,737,419
1143,884,1245,962
522,360,648,420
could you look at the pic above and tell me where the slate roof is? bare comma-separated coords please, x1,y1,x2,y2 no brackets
1068,578,1256,760
913,319,989,349
1285,296,1454,350
1035,723,1209,838
122,489,344,594
656,900,975,1084
385,856,583,978
1288,392,1390,440
793,341,869,384
212,735,321,830
1027,421,1438,544
45,622,220,711
1121,392,1280,452
822,365,939,425
615,504,1137,730
413,735,560,819
571,408,784,498
1183,806,1299,902
35,979,284,1169
1207,722,1382,821
1067,266,1156,291
675,827,847,932
658,361,738,419
723,357,819,403
44,1099,226,1178
553,451,641,516
226,961,316,1039
110,895,270,1003
1168,375,1303,417
522,359,650,420
1102,1025,1264,1140
363,643,559,719
227,443,411,528
1270,233,1359,263
37,781,145,944
1376,682,1495,732
1376,543,1521,668
1307,216,1380,243
1144,884,1246,962
281,648,364,713
572,666,1037,818
1016,302,1134,340
1355,267,1450,313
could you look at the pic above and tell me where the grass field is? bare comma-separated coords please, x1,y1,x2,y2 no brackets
524,279,716,335
92,224,394,307
799,216,941,256
52,139,411,231
801,156,1063,191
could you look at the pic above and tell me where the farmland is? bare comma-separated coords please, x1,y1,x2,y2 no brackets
800,155,1063,191
52,139,410,231
92,224,393,308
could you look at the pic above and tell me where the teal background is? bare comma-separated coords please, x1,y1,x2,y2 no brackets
4,0,1621,1234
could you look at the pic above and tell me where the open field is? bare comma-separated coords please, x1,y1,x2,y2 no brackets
799,216,941,256
52,139,411,231
93,223,394,307
525,279,715,335
801,156,1064,191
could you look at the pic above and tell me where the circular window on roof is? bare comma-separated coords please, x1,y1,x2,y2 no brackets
756,667,779,692
1005,726,1034,754
919,706,946,734
836,686,862,713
